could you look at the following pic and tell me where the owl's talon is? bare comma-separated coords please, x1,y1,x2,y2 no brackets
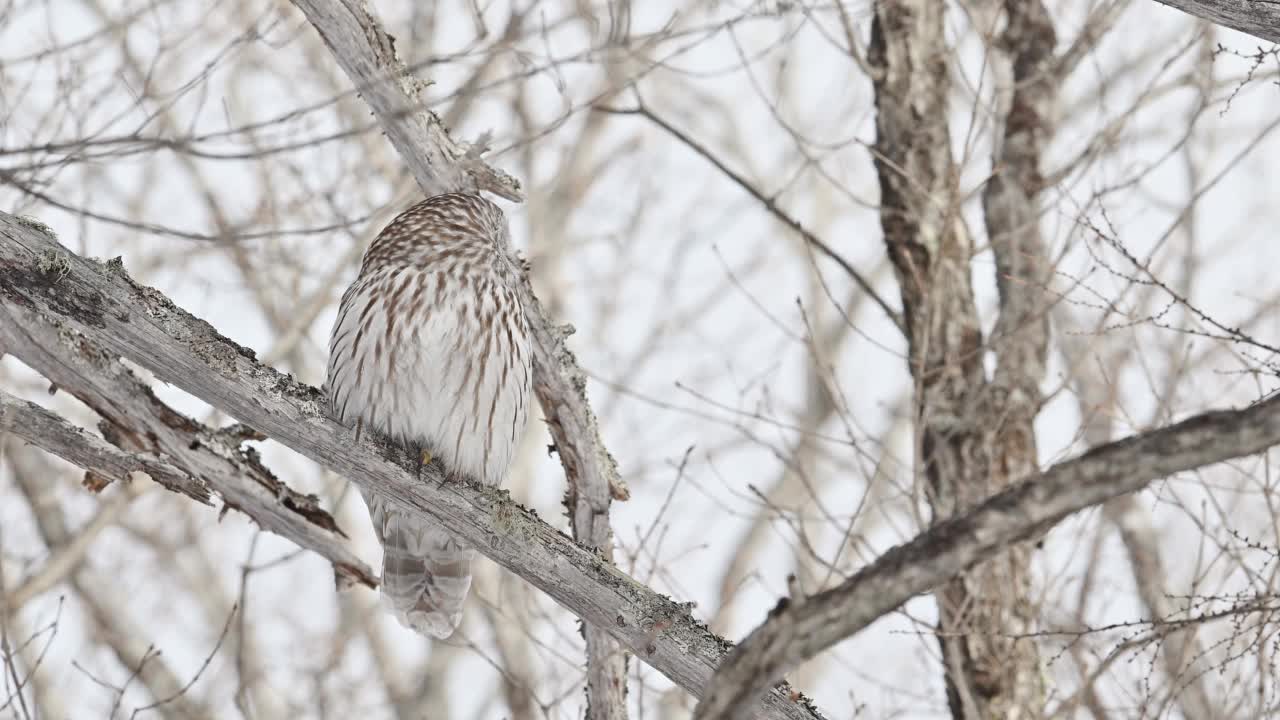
414,447,432,482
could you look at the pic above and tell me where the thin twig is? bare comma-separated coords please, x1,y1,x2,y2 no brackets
597,104,905,336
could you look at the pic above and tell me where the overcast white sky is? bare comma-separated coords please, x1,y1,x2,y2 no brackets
3,2,1280,718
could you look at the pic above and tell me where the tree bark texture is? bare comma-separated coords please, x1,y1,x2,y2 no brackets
285,2,631,714
12,200,1280,720
0,213,821,720
1153,0,1280,43
692,374,1280,718
869,1,1053,716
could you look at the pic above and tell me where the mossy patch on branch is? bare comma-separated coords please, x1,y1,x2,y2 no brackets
36,250,71,282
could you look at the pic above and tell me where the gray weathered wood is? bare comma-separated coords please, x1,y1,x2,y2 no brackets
1154,0,1280,44
284,2,633,714
0,286,377,591
0,213,824,720
537,315,632,719
0,390,208,507
286,0,523,201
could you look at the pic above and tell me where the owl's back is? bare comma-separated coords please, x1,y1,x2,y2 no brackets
326,193,532,638
327,193,531,486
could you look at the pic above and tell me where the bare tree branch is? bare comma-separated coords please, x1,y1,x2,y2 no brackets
691,388,1280,718
0,392,206,512
1152,0,1280,43
0,298,377,592
285,2,634,713
545,280,631,720
286,0,523,201
1055,0,1131,78
4,444,205,720
0,214,823,720
1,412,138,613
600,104,906,336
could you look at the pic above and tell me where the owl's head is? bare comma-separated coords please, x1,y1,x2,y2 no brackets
359,192,520,277
468,194,513,250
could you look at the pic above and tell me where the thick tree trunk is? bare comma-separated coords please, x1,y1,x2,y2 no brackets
869,1,1049,715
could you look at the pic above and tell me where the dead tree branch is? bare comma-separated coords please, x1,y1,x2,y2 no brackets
0,213,822,720
1152,0,1280,43
285,2,633,713
286,0,522,201
692,388,1280,718
545,288,631,720
0,292,377,592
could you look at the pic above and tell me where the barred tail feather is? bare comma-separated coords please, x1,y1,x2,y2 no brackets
364,491,474,639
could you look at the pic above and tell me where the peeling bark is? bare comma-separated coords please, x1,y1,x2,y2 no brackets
0,298,376,591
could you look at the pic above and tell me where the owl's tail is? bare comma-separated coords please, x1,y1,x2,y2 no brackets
364,491,474,639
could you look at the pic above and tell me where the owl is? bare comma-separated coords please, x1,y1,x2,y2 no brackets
327,193,532,638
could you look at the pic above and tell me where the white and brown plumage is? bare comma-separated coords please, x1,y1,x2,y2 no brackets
327,193,531,638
